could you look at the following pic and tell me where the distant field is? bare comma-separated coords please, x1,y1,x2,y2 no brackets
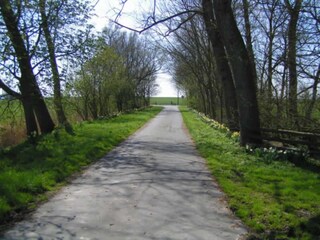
150,97,187,105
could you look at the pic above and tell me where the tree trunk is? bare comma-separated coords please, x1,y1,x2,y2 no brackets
21,98,38,135
208,81,218,120
39,0,72,132
209,0,262,145
242,0,258,85
305,65,320,120
267,34,274,103
205,86,215,119
277,47,288,128
199,85,207,115
0,0,55,135
202,0,239,130
286,0,302,127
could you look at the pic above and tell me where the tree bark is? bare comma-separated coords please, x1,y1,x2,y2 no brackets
202,0,239,130
286,0,302,127
242,0,258,86
0,0,55,135
209,0,262,145
39,0,72,132
267,32,274,103
305,64,320,120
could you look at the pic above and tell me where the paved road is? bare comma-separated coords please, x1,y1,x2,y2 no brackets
3,106,247,240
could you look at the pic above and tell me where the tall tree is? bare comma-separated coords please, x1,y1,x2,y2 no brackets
202,1,239,129
115,0,320,133
0,0,54,136
205,0,261,145
39,0,71,131
242,0,257,86
304,64,320,120
102,28,160,109
285,0,302,126
170,19,218,118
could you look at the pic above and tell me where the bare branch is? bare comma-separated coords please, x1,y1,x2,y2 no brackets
0,79,21,98
153,0,157,20
30,26,43,59
164,12,198,36
115,0,128,23
112,10,202,34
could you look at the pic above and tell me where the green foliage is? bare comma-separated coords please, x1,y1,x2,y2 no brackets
180,106,320,239
68,27,160,119
0,106,162,225
193,109,316,166
68,46,127,120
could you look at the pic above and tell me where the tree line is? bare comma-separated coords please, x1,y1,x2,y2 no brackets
67,28,159,120
1,0,319,147
0,0,159,139
139,0,319,145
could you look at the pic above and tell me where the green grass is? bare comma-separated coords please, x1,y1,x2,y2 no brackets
150,97,187,105
0,106,162,226
0,100,24,124
180,106,320,239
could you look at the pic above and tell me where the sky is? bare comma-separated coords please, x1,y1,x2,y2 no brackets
90,0,177,97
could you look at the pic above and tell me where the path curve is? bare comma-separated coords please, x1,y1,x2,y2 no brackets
3,106,247,240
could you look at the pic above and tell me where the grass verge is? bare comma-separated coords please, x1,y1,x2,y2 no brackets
0,106,162,227
180,106,320,240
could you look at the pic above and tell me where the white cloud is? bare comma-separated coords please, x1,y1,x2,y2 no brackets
154,73,177,97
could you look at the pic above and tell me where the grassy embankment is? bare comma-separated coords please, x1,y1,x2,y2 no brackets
0,98,184,147
180,106,320,240
0,99,81,147
150,97,187,105
0,100,25,147
0,106,162,227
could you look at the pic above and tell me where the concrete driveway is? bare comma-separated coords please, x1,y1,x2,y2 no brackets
3,106,247,240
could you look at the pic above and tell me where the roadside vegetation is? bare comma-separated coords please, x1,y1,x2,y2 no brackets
0,106,162,228
0,25,160,148
1,0,319,237
180,106,320,240
158,1,320,146
0,0,159,143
